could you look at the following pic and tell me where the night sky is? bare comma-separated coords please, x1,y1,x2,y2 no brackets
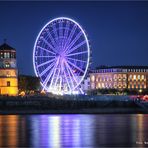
0,1,148,76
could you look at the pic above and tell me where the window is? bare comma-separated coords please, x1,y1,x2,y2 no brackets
4,52,6,58
6,71,10,77
7,81,10,87
91,75,95,82
0,52,3,58
133,75,136,80
129,75,132,79
7,53,9,58
5,63,10,68
141,75,144,80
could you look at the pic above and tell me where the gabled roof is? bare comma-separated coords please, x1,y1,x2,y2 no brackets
0,43,15,51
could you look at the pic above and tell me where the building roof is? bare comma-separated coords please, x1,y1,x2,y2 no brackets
96,65,148,69
0,43,15,51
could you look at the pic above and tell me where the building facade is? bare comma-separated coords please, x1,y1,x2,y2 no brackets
0,43,18,96
89,66,148,91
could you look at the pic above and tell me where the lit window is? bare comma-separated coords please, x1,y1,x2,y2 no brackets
4,52,6,58
129,75,132,79
138,75,140,79
133,75,136,80
141,75,144,80
5,63,10,68
6,71,10,77
7,53,10,58
91,75,95,82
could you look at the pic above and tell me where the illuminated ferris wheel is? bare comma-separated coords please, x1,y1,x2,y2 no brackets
33,17,90,95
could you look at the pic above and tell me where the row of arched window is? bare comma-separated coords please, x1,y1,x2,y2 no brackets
0,52,16,59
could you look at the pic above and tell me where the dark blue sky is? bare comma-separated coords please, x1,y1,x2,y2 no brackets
0,1,148,75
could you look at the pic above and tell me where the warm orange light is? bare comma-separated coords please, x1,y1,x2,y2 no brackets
41,90,46,94
19,91,25,96
0,77,18,96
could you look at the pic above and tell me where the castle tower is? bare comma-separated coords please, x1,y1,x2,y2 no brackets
0,43,18,96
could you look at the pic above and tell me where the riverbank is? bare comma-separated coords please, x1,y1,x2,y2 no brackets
0,95,147,114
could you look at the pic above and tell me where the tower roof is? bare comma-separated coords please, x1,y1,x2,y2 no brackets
0,43,15,51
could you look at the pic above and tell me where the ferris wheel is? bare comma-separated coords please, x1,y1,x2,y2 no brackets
33,17,90,95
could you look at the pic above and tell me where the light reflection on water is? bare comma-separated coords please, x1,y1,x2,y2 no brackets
0,114,148,147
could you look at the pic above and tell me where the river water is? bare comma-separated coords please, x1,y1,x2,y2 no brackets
0,114,148,147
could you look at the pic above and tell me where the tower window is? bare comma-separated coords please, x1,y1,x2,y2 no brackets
0,52,3,58
7,81,10,87
4,52,6,58
4,52,10,58
5,63,10,68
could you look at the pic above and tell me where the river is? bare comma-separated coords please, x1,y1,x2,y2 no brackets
0,114,148,147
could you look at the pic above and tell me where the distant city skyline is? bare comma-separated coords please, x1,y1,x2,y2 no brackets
0,1,148,75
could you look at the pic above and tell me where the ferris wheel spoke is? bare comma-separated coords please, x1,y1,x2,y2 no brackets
67,57,87,63
42,58,58,89
52,24,59,42
37,58,55,68
63,70,72,92
64,61,75,89
66,50,87,57
59,76,62,91
65,31,83,54
54,67,61,88
65,60,79,86
66,60,85,74
59,21,63,39
35,55,55,58
62,22,70,48
66,40,86,55
63,24,77,51
42,38,57,53
39,61,55,77
49,68,57,90
37,46,56,55
42,65,55,89
48,57,60,90
46,29,57,48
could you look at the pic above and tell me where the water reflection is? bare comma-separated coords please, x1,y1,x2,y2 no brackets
31,115,94,147
0,114,148,147
0,115,18,147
